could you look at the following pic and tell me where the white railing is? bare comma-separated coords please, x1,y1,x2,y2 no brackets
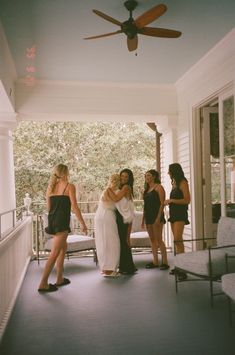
32,200,173,256
0,205,26,241
0,215,33,341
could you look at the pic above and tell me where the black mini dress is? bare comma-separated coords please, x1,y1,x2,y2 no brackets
45,185,71,235
168,185,189,225
143,189,165,225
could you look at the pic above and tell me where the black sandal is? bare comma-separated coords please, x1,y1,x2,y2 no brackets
38,283,58,293
145,262,159,269
160,264,170,270
55,278,71,287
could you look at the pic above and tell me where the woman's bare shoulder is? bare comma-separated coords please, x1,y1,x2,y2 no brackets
180,179,189,188
68,183,76,192
155,183,164,191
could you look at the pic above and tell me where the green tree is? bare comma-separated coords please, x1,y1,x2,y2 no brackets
13,122,156,210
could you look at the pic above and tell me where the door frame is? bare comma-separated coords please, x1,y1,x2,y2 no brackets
191,84,234,240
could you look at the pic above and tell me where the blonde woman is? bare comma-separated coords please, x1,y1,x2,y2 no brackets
38,164,87,292
94,174,121,277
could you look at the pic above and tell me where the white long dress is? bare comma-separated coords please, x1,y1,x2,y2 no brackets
94,200,120,271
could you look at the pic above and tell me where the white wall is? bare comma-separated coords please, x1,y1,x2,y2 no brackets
0,21,17,109
15,80,178,123
175,28,235,239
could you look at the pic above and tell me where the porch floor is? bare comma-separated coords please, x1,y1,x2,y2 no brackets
0,253,235,355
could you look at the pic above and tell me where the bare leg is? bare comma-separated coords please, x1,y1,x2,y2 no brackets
55,238,68,284
152,221,168,265
146,224,159,265
172,221,185,254
38,232,68,289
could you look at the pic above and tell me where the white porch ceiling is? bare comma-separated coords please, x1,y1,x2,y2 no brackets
1,0,235,85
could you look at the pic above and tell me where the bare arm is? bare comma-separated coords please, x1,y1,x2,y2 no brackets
69,184,87,234
155,185,165,222
45,186,51,211
141,210,146,229
108,185,129,202
101,189,110,202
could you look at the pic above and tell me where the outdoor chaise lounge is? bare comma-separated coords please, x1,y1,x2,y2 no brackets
173,216,235,307
130,211,151,249
222,272,235,325
37,214,97,264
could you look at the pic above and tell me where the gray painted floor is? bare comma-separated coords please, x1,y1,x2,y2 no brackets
0,253,235,355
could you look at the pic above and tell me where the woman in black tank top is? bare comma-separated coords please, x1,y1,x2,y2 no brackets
164,163,190,279
142,170,169,270
38,164,87,293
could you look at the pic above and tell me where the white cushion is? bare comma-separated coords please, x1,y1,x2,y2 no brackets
130,231,151,248
131,211,144,233
217,217,235,246
45,234,95,252
175,248,235,277
222,273,235,301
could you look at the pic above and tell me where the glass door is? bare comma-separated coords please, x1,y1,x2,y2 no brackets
201,107,220,239
219,95,235,218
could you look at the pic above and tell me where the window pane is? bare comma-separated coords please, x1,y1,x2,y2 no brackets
223,96,234,157
223,96,235,218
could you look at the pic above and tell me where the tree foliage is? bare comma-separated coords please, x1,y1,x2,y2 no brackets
13,121,156,209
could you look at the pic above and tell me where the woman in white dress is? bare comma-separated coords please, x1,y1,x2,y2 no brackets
94,174,121,277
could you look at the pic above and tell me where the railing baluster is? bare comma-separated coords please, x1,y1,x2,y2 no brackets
0,205,26,240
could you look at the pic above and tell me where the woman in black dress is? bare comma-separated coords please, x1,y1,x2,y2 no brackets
164,163,190,279
142,170,169,270
108,169,137,274
38,164,87,292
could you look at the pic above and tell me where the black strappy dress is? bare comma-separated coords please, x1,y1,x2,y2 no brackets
143,189,166,225
168,183,189,225
45,184,71,235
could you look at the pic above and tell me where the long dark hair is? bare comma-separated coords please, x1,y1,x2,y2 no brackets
168,163,187,187
143,169,161,197
120,168,134,197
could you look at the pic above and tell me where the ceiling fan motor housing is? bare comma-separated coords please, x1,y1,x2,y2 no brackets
122,20,138,38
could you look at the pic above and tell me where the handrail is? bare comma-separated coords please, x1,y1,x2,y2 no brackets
30,199,144,214
0,205,26,240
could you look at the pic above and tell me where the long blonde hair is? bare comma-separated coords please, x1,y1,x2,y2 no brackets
107,174,120,189
48,164,69,194
101,174,120,202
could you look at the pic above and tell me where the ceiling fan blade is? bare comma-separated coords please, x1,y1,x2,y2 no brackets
127,35,138,52
84,30,123,40
139,27,182,38
93,9,122,26
135,4,167,29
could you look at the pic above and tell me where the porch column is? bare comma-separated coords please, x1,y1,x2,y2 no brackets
0,120,17,233
156,115,178,197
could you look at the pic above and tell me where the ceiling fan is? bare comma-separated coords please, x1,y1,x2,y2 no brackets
84,1,182,52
